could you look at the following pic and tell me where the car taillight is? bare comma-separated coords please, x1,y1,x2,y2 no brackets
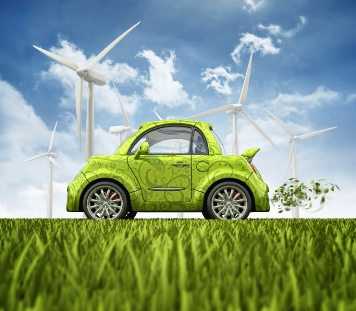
249,163,257,174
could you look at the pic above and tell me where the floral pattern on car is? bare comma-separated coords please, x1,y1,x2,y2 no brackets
128,155,192,203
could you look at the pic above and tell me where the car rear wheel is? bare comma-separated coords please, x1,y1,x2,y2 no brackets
83,182,128,220
206,181,251,220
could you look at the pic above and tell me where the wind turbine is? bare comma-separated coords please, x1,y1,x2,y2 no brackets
20,122,68,218
264,108,337,218
109,83,136,146
185,53,278,155
33,22,140,161
153,109,162,120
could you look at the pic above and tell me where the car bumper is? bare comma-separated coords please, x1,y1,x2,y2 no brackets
66,172,89,212
246,173,270,212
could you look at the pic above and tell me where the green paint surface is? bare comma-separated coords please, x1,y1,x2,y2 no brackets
66,120,270,214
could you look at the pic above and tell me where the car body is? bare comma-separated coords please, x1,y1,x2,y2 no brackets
66,119,270,220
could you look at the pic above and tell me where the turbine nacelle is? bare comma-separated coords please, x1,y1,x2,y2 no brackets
20,122,68,218
226,104,242,115
109,126,132,134
184,52,277,155
34,21,141,156
76,69,106,86
264,108,336,187
47,152,58,158
289,136,299,143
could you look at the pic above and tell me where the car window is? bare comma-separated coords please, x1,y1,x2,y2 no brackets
192,129,208,154
212,129,226,155
130,135,147,154
130,126,192,154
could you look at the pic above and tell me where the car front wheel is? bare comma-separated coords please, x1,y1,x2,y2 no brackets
125,211,137,219
206,182,251,220
83,182,128,220
202,207,211,219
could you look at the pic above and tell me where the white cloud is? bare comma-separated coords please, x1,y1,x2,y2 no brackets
346,93,356,102
218,102,351,220
263,86,338,118
244,0,264,11
0,79,84,218
38,38,141,116
13,182,83,218
201,66,243,95
258,16,307,38
136,49,198,108
0,80,51,156
0,78,353,219
95,125,121,154
0,203,12,218
96,86,141,117
231,33,280,64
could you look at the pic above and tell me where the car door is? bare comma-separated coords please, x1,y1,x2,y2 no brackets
128,125,192,203
191,128,211,192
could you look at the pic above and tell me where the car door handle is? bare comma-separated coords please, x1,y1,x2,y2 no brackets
172,163,189,167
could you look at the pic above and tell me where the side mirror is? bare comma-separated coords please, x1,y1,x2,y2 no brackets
134,142,150,159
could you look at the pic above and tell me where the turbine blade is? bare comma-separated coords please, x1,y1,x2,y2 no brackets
131,128,138,132
49,156,69,176
285,141,295,179
241,109,278,150
298,127,337,140
264,108,294,136
185,104,235,119
238,52,253,105
112,82,129,127
76,78,83,152
48,121,58,153
20,153,47,164
33,45,79,71
154,110,162,120
85,22,141,71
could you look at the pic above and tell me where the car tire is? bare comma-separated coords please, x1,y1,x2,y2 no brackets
125,211,137,219
202,207,211,219
83,181,128,220
206,181,251,220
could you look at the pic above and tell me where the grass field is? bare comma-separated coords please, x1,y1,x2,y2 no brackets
0,218,355,311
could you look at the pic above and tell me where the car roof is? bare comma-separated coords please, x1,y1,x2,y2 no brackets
139,119,213,130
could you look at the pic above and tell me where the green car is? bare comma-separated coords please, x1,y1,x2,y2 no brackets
66,120,270,220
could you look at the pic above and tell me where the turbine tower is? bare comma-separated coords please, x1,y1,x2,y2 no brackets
33,22,140,161
185,53,278,155
109,83,136,146
20,122,68,218
264,108,337,218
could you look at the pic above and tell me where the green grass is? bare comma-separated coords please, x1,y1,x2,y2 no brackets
0,218,355,311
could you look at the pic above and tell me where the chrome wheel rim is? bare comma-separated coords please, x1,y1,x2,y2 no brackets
86,185,124,220
211,185,248,220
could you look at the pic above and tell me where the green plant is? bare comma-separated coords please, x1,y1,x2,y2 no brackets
270,178,340,213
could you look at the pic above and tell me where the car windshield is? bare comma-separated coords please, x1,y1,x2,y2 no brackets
212,130,226,155
113,131,135,153
130,126,192,154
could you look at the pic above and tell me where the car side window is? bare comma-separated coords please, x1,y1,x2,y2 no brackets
192,129,208,154
130,126,192,155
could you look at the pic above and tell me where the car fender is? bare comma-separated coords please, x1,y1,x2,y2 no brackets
82,156,140,193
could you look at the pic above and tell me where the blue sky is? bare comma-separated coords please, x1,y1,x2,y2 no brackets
0,0,355,218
